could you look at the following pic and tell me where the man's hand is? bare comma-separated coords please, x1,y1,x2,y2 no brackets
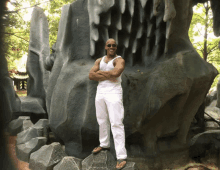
96,58,125,79
89,57,125,82
89,58,109,81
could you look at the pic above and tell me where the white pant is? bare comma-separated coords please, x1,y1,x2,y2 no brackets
95,93,127,160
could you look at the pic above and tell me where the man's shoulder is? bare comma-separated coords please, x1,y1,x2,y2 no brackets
95,57,103,64
114,56,125,62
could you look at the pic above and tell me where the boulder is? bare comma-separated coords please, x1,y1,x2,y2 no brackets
82,150,115,170
16,137,47,162
20,6,49,116
22,119,34,131
7,116,32,135
29,142,66,170
205,121,220,128
16,119,49,145
82,150,138,170
206,90,217,106
204,106,220,120
20,96,46,114
121,162,138,170
53,156,82,170
189,130,220,161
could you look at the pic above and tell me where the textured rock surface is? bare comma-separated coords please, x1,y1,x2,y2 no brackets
43,0,218,160
82,150,115,170
20,97,46,114
29,142,67,170
119,162,138,170
217,80,220,108
16,137,47,162
210,0,220,36
206,90,217,106
205,121,220,128
205,106,220,120
7,116,32,135
53,156,81,170
16,119,49,145
21,6,49,115
0,56,20,125
22,119,34,131
189,130,220,161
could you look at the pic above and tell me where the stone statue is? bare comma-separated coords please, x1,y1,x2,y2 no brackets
41,0,218,161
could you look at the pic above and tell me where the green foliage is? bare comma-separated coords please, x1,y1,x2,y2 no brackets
5,0,74,70
189,2,220,89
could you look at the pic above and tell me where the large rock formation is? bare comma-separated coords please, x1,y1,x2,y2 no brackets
21,6,50,117
0,45,20,124
43,0,218,160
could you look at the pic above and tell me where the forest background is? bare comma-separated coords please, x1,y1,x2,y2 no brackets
4,0,220,89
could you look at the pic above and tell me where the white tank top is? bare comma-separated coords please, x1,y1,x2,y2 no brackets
97,55,122,94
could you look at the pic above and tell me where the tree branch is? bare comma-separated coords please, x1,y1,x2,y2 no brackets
1,31,25,34
207,45,218,54
5,0,53,13
4,32,29,42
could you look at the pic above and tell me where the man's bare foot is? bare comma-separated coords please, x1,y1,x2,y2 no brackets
116,159,126,169
92,146,110,154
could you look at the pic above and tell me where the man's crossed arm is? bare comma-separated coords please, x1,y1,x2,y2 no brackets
89,57,125,81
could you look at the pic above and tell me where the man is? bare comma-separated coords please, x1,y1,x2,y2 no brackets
89,39,127,169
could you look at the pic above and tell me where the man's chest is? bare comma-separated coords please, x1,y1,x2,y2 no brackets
99,60,115,71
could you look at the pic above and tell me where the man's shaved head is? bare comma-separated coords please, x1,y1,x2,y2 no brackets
106,38,116,45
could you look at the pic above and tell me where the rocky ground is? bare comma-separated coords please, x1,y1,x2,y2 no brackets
5,134,218,170
6,91,219,170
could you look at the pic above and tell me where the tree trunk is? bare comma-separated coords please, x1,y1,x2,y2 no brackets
203,2,209,61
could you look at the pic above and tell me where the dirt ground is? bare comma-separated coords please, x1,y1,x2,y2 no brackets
7,135,30,170
16,90,27,97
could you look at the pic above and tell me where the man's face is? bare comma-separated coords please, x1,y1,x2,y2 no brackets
105,39,117,56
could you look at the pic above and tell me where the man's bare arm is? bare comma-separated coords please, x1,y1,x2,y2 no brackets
97,58,125,79
89,58,109,81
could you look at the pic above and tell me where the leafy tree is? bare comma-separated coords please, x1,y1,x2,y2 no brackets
189,2,220,88
4,0,74,70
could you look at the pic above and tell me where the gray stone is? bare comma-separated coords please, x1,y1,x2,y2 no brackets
206,90,217,106
123,162,138,170
7,116,31,135
20,6,49,115
33,119,49,138
189,130,220,162
82,150,115,170
208,99,217,107
16,119,49,145
204,106,220,120
45,0,218,159
20,96,46,114
16,137,47,162
53,156,81,170
45,43,56,71
217,80,220,108
29,142,67,170
22,119,34,131
210,0,220,36
205,121,220,128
